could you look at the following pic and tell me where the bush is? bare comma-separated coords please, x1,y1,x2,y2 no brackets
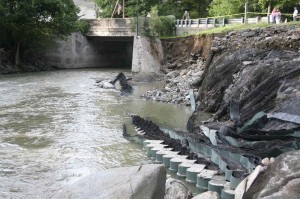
76,20,90,34
131,5,175,38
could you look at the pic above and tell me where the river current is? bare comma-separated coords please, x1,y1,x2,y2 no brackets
0,69,192,198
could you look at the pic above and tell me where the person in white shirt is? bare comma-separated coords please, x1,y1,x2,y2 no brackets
293,7,298,21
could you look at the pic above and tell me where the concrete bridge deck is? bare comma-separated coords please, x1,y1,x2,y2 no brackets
85,18,134,37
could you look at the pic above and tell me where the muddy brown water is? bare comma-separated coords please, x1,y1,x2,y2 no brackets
0,69,194,198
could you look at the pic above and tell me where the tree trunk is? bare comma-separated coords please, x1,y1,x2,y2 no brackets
15,40,21,66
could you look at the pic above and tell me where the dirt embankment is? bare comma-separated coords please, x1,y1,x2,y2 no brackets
157,25,300,122
162,34,212,63
141,35,213,105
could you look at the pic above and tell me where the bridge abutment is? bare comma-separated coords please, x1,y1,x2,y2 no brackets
42,19,163,73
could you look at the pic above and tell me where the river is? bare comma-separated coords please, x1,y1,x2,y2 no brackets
0,69,192,198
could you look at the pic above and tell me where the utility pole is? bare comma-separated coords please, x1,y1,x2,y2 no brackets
244,0,248,24
123,0,125,18
136,0,139,36
267,0,272,24
111,0,120,18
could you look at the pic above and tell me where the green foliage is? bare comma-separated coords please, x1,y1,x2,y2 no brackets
208,0,299,17
76,20,90,34
95,0,212,19
0,0,81,65
94,0,161,18
258,0,299,10
208,0,244,17
94,0,115,18
131,6,175,38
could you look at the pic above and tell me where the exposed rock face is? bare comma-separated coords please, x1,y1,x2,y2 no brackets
241,150,300,199
52,164,166,199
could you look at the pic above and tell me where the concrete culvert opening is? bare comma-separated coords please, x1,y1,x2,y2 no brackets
86,36,134,70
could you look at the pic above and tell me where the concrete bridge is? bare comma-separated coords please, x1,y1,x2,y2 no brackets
44,16,269,72
44,18,162,73
85,18,134,37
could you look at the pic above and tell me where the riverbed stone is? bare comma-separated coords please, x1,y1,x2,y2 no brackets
164,178,192,199
52,164,166,199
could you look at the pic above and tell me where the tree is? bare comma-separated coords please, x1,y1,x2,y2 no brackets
258,0,299,14
0,0,82,65
95,0,161,18
179,0,213,18
208,0,299,17
208,0,246,17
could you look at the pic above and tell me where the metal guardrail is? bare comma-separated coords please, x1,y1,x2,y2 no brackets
175,17,263,27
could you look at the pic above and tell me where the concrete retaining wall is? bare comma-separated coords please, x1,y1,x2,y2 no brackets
132,36,163,73
43,33,134,69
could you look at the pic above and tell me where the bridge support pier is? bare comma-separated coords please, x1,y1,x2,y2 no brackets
132,36,163,73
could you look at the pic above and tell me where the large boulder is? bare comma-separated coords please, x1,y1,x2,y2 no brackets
241,150,300,199
52,164,166,199
164,178,192,199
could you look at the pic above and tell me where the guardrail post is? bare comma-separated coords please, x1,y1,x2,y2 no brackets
241,17,244,24
176,19,179,27
213,18,216,27
181,19,183,27
189,19,192,27
256,16,259,24
222,18,225,26
206,18,208,27
198,19,200,27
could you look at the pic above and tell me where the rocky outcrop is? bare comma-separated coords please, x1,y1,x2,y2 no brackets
52,164,166,199
196,26,300,122
237,150,300,199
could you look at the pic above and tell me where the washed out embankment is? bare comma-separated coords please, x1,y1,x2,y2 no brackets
139,25,300,184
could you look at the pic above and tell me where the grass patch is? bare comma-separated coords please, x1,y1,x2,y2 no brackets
162,21,300,39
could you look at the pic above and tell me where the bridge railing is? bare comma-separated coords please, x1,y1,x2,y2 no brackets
175,17,264,27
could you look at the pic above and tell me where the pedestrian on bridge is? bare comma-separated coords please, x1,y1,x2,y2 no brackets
183,11,190,20
293,7,298,21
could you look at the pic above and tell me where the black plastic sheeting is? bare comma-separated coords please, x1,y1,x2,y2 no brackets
110,72,133,94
